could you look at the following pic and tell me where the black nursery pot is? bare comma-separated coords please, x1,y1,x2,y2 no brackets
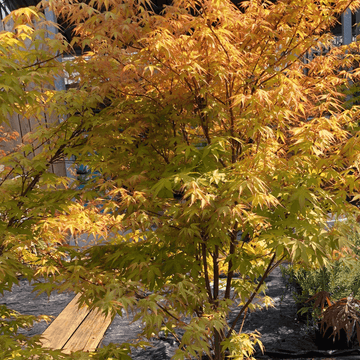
315,322,355,350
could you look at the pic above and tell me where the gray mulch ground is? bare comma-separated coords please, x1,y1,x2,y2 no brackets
1,267,359,359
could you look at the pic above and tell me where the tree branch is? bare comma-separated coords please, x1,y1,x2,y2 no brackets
202,242,213,303
226,253,276,338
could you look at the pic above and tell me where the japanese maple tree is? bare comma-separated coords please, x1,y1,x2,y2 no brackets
2,0,360,359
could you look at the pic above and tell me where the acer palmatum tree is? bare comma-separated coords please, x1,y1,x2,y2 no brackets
2,0,360,359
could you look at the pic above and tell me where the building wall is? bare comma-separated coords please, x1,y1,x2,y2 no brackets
0,6,67,176
1,2,360,178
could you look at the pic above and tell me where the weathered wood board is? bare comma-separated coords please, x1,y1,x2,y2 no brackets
0,15,67,177
41,293,113,353
1,111,68,177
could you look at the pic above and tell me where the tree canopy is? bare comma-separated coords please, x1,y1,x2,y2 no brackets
2,0,360,359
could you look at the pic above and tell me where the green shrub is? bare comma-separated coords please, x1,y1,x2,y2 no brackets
281,218,360,320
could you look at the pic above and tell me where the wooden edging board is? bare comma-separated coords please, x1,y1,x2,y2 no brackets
41,293,113,353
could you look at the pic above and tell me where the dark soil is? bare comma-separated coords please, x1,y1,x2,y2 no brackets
1,267,359,359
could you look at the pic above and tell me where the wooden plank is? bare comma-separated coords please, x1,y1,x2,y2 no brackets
28,114,42,156
62,308,113,354
41,293,91,350
7,113,22,142
19,115,33,158
52,160,67,177
42,102,68,176
1,113,22,154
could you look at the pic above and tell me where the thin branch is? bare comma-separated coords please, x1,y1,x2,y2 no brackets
226,253,276,338
0,166,15,187
150,143,170,164
7,126,85,228
202,242,213,303
224,228,237,300
20,53,63,70
156,301,187,326
238,307,248,334
197,3,231,65
213,244,219,305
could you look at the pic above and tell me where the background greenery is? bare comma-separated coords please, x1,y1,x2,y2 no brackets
282,217,360,321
